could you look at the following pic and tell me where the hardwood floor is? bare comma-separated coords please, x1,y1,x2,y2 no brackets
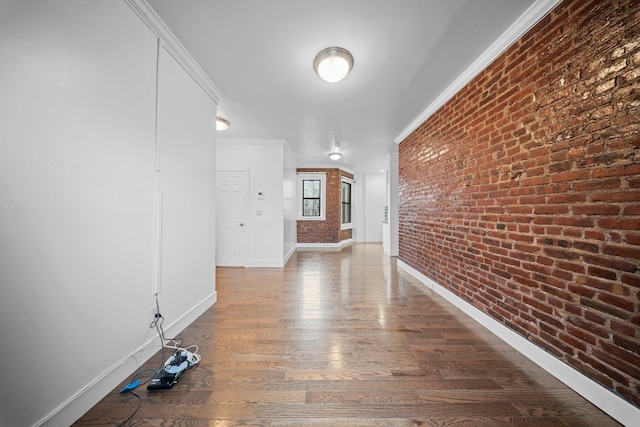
75,244,621,426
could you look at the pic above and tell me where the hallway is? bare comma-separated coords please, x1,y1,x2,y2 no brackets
76,244,620,426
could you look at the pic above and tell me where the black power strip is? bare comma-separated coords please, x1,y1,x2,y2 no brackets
147,351,189,390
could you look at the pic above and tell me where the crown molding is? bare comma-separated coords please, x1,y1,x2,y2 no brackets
394,0,561,144
283,140,298,165
217,138,287,146
340,166,357,176
125,0,224,104
296,164,357,175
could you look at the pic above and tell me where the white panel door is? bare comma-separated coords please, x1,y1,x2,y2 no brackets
216,170,248,266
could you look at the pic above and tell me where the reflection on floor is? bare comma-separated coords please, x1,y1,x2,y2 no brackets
75,243,621,426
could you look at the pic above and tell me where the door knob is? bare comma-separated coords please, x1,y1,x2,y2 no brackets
240,223,244,226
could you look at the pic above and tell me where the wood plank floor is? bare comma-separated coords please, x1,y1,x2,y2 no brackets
75,244,621,426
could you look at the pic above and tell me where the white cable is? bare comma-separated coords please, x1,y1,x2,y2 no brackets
151,296,201,367
163,348,201,367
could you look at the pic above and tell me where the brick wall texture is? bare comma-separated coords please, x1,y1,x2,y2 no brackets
297,168,353,244
399,0,640,407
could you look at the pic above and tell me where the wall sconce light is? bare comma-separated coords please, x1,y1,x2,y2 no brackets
313,47,354,83
216,117,230,130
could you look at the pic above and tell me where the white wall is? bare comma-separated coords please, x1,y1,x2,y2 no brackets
352,172,365,242
350,171,386,243
283,144,298,263
385,152,399,255
156,45,218,320
0,1,219,425
363,172,387,242
217,139,290,267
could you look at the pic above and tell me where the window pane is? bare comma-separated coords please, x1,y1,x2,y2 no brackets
342,202,351,223
298,173,325,220
303,199,320,217
341,181,351,224
341,182,351,201
303,180,320,198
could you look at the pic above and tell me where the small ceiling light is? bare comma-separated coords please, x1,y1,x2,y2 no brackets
313,47,354,83
329,139,342,160
216,117,230,131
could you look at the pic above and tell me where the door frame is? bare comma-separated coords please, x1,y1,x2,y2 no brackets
216,169,249,266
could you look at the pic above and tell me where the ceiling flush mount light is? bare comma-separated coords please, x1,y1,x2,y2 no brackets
329,139,342,160
313,47,354,83
216,117,230,131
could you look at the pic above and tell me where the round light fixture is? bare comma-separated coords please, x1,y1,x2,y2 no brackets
328,151,342,160
216,117,230,131
313,47,354,83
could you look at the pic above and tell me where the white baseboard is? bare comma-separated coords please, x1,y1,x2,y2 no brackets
397,260,638,427
297,238,354,251
246,247,296,267
247,259,285,267
40,291,217,427
283,245,296,266
355,237,383,243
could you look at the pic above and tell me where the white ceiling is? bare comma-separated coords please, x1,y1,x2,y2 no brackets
147,0,538,173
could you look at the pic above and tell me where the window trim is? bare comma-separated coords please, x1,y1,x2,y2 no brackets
297,172,326,220
341,176,353,230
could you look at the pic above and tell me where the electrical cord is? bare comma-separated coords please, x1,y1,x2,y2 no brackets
161,345,201,367
177,345,201,365
149,295,184,369
115,368,157,427
150,314,183,370
115,294,201,426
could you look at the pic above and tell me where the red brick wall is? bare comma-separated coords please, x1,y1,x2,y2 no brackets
297,168,354,244
399,0,640,407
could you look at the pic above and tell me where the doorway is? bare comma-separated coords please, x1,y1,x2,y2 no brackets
216,170,248,266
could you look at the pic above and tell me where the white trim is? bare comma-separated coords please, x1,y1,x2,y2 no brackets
37,292,217,427
394,0,561,144
125,0,223,104
247,259,286,268
217,138,287,147
297,239,353,251
397,260,639,427
297,172,327,220
283,141,298,165
357,237,383,243
339,166,357,177
340,176,354,231
283,245,296,266
296,165,357,177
